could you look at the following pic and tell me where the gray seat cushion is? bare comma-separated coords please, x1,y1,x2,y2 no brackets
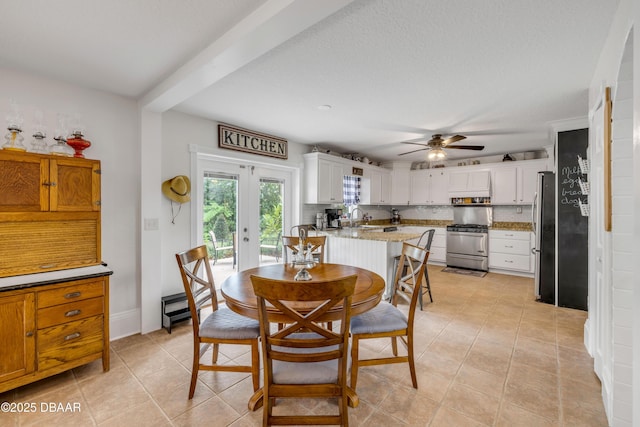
350,302,407,335
272,333,350,384
199,306,260,339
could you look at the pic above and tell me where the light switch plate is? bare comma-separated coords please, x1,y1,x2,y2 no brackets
144,218,159,230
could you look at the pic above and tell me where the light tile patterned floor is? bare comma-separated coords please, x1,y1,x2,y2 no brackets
1,266,608,426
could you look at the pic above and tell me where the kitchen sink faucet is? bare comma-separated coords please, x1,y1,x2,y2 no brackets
349,207,364,229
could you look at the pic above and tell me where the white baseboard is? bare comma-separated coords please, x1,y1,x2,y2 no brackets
109,308,141,341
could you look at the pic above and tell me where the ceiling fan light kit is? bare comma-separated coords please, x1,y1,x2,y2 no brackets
399,133,485,158
427,148,446,160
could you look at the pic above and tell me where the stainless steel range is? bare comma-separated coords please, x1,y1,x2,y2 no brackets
446,206,492,271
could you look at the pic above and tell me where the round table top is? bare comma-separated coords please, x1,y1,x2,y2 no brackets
221,263,385,323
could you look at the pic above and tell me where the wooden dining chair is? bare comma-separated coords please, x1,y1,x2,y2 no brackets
350,242,429,390
281,235,300,264
392,229,435,309
282,235,326,264
250,274,358,427
175,245,260,399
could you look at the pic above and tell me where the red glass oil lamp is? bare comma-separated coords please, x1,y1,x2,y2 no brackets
66,131,91,158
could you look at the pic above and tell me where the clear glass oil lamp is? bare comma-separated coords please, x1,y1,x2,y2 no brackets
49,135,74,157
30,131,49,154
3,125,26,151
3,100,26,151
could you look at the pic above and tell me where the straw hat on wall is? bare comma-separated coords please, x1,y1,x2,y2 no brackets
162,175,191,203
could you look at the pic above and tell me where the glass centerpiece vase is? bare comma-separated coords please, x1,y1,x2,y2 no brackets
291,229,316,281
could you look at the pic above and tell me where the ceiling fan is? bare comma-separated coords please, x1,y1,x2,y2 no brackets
398,134,485,159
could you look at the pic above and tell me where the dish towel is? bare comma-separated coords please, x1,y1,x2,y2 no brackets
343,175,361,206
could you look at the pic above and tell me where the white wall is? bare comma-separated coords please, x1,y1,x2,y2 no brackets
587,0,638,424
157,110,309,298
0,67,140,326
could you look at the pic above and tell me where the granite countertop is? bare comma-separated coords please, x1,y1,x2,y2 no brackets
320,226,423,242
320,220,532,241
491,222,533,231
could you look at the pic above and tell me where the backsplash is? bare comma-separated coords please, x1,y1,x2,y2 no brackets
302,204,532,226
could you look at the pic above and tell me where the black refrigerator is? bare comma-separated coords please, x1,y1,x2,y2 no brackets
533,171,555,304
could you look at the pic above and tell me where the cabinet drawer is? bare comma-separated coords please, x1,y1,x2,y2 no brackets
37,315,104,371
38,281,104,308
489,238,530,255
489,253,531,271
429,246,446,262
489,230,530,240
38,296,104,329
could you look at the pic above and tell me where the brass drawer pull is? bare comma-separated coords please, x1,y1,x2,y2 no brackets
64,332,81,341
65,309,82,317
64,292,81,299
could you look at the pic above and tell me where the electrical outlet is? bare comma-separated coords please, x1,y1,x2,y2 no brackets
516,207,522,214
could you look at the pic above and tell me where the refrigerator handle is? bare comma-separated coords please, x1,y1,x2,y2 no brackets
531,191,538,233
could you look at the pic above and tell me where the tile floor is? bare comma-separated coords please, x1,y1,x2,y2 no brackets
1,266,608,426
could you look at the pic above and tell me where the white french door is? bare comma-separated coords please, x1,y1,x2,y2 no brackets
194,154,293,271
587,87,611,386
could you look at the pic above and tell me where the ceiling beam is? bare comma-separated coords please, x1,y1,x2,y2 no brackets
140,0,353,112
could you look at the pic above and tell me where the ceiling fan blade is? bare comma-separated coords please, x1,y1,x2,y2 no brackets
398,147,429,156
400,141,430,147
442,135,466,146
445,145,485,150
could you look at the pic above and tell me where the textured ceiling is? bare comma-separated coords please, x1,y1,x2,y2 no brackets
0,0,619,162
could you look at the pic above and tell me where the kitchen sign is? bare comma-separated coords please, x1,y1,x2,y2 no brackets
218,123,288,160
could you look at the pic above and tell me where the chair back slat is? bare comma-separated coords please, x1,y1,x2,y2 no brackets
392,242,429,325
417,228,436,250
175,245,218,335
281,235,326,264
251,275,356,357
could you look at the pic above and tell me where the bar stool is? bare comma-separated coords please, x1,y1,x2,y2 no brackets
391,229,435,309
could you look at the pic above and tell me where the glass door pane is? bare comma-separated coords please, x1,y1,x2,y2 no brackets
259,178,284,266
203,172,238,285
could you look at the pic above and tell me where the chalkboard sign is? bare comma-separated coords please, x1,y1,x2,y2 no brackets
557,128,588,310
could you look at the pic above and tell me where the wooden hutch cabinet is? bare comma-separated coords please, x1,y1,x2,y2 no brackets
0,150,110,394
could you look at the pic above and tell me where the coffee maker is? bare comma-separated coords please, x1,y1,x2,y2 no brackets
315,213,327,230
391,208,401,225
325,208,343,229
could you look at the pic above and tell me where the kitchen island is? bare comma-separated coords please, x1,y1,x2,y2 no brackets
320,226,424,299
319,220,533,297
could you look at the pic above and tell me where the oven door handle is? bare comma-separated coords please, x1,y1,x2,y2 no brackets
447,231,487,238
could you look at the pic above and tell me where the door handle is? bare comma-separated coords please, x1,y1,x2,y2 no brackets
243,237,249,242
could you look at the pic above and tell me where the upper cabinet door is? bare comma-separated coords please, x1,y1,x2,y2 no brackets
410,170,429,204
429,170,449,204
448,171,468,193
50,158,101,212
492,167,518,204
0,152,49,212
517,163,540,204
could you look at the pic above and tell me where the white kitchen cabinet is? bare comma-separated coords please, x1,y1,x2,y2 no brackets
488,229,533,274
390,168,411,205
517,162,541,204
303,153,346,204
362,167,391,205
492,167,518,204
402,226,446,263
428,228,446,263
410,170,429,204
409,170,450,205
448,170,491,197
491,160,546,205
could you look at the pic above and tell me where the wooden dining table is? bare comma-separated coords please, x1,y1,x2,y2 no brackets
220,262,385,410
